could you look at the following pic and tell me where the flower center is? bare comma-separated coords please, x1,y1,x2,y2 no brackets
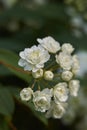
37,97,47,106
30,51,40,63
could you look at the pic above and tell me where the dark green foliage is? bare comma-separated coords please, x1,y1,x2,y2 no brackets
0,0,87,130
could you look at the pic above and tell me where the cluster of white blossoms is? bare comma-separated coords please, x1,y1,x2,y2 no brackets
18,36,80,119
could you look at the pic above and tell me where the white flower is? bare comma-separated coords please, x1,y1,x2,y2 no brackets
53,82,69,103
18,45,50,72
52,103,66,119
69,80,80,96
37,36,60,53
61,71,73,81
72,55,80,75
56,52,72,70
20,88,33,101
61,43,74,54
44,70,54,81
46,102,66,119
32,69,43,78
33,88,53,112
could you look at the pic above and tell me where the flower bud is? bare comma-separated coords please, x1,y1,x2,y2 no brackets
44,71,54,81
61,71,73,81
20,87,33,101
32,69,43,78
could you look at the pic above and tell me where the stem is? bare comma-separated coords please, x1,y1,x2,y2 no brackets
8,121,17,130
41,79,52,89
54,73,61,77
31,80,36,89
50,64,59,72
5,117,17,130
0,60,31,74
45,60,56,70
37,81,41,90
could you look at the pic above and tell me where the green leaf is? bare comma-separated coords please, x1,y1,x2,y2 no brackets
0,65,10,76
28,102,48,126
0,87,14,116
0,49,31,83
0,38,26,51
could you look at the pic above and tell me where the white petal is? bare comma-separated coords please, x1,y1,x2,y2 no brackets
19,51,25,59
24,64,32,71
18,59,26,66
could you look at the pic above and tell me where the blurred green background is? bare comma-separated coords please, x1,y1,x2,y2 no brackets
0,0,87,130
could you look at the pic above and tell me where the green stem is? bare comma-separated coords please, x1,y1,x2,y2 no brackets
54,73,61,77
45,60,56,70
40,79,51,89
31,80,36,89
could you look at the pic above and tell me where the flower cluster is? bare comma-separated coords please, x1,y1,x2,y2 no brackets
18,36,80,119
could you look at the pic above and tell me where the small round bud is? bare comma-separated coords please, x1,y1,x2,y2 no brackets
20,88,33,101
61,71,73,81
44,71,54,81
32,69,43,79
